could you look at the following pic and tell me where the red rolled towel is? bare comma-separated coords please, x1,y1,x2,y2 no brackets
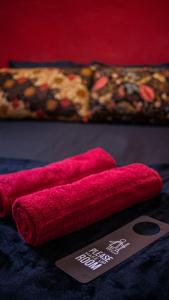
0,147,115,217
13,163,162,246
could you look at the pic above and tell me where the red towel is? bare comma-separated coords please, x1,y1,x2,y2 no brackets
0,148,115,217
13,163,162,246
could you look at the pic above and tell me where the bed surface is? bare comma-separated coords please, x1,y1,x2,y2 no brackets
0,158,169,299
0,121,168,165
0,123,169,299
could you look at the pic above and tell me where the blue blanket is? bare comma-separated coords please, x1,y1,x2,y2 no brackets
0,158,169,300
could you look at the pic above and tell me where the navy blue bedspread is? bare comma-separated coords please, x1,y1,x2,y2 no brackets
0,158,169,300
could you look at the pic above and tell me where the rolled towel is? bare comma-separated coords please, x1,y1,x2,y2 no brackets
13,163,162,246
0,147,115,217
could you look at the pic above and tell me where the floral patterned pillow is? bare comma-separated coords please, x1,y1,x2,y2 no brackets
89,66,169,124
0,67,93,121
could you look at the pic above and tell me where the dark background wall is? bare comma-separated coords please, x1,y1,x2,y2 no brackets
0,0,169,66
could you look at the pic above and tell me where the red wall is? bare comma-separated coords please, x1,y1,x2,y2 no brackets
0,0,169,66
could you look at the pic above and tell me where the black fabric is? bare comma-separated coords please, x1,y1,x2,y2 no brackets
8,61,93,68
0,121,169,165
8,60,169,68
0,158,169,300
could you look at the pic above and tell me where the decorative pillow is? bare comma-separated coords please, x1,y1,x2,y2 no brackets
89,66,169,124
0,67,93,121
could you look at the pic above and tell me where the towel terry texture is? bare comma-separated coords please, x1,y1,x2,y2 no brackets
13,163,162,246
0,147,115,217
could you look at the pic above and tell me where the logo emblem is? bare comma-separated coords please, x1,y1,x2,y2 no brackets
106,239,130,254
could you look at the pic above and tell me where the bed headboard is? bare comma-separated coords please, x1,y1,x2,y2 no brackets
0,0,169,67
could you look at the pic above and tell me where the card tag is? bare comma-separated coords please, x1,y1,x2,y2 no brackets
55,216,169,283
